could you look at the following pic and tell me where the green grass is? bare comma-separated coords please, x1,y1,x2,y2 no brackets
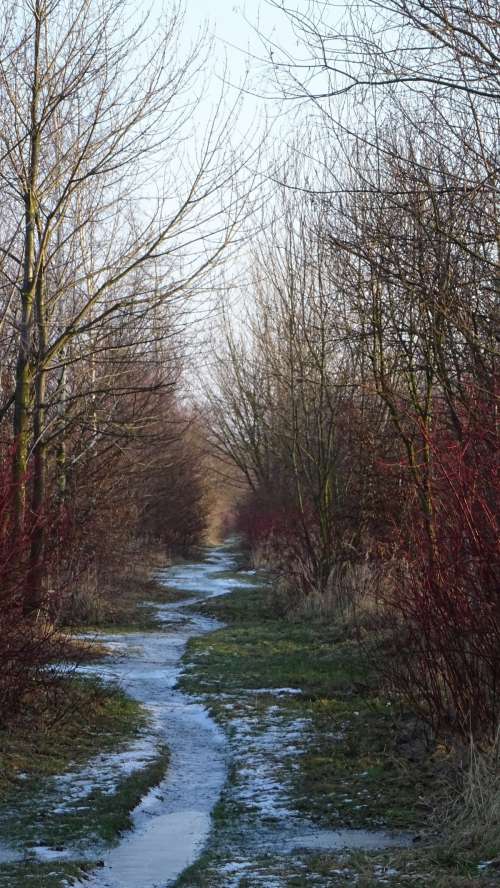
182,586,372,697
180,587,437,831
0,742,169,851
2,553,494,888
177,578,495,887
0,676,144,793
0,860,94,888
0,755,170,888
0,675,169,888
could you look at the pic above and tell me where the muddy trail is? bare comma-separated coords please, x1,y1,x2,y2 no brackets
1,542,414,887
71,543,252,887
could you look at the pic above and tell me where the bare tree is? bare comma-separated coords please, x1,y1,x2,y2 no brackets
0,0,254,610
266,0,500,101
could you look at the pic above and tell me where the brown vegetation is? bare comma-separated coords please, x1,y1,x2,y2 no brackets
0,0,249,728
210,0,499,745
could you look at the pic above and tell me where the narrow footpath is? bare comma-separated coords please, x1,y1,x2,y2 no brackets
71,544,251,887
72,542,412,887
1,542,429,888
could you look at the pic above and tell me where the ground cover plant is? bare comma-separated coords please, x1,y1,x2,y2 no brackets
0,674,169,888
178,576,499,887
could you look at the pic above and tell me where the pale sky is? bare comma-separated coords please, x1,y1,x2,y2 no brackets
158,1,308,138
140,1,326,387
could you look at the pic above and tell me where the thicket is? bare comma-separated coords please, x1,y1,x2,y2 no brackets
210,0,499,744
0,0,249,727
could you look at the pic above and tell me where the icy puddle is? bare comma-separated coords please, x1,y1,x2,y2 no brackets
1,542,413,887
185,693,413,886
65,543,254,887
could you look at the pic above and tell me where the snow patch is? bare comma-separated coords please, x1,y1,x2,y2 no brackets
52,728,161,815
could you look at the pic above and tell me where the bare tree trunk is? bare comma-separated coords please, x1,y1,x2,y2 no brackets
26,261,48,615
12,0,42,535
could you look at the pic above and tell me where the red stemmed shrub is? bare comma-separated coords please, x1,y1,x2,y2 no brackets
0,448,71,725
385,394,499,740
233,490,324,598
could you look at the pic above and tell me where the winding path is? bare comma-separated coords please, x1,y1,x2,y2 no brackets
59,541,412,888
73,543,252,888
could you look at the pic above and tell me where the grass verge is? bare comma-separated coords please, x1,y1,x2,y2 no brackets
177,579,498,887
0,675,169,888
67,559,189,633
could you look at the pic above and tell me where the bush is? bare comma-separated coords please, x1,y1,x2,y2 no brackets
292,560,386,623
385,400,499,740
0,450,71,725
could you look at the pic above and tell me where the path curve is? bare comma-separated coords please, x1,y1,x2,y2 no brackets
73,542,251,888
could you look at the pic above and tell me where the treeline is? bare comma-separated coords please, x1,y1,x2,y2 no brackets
0,0,246,724
211,0,499,742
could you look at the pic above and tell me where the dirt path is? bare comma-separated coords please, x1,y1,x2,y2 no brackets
70,544,252,887
71,542,412,887
1,542,416,887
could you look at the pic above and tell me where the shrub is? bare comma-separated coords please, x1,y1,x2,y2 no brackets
385,398,499,740
0,449,70,725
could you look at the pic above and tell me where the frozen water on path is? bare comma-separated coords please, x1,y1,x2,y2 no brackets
2,539,414,887
49,731,161,815
173,685,413,887
69,542,252,888
0,842,21,864
215,697,412,860
291,828,411,851
69,541,411,887
155,545,253,598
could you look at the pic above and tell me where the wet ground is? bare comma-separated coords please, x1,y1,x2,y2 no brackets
70,543,251,887
0,542,414,887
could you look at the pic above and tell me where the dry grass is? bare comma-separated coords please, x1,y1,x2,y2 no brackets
291,560,389,624
60,540,173,628
249,540,274,570
446,730,500,857
250,542,395,628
